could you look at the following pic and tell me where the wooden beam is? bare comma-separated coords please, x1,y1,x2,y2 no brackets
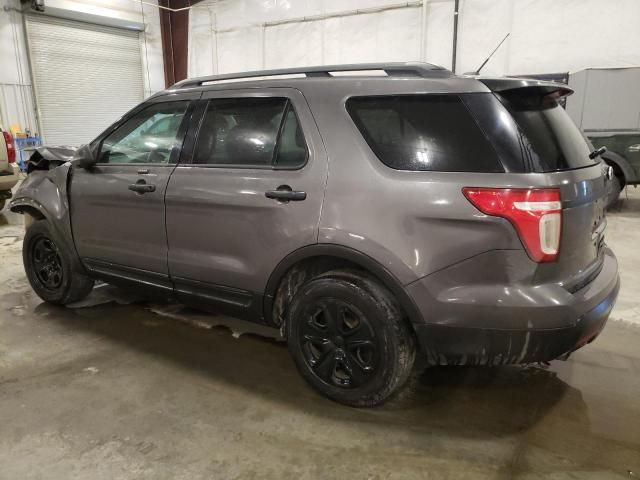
159,0,205,87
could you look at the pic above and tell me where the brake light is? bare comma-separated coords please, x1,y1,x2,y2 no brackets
2,131,16,164
463,187,562,263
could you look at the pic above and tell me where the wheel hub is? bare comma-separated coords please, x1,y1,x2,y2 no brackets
31,236,63,291
299,298,378,389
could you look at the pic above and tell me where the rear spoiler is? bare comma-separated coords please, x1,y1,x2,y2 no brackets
477,78,574,98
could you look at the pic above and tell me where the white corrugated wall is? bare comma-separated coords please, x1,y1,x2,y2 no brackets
188,0,640,78
25,14,145,146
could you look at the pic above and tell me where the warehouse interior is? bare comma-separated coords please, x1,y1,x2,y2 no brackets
1,0,639,478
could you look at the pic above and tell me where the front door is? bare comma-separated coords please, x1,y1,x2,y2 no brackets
165,89,328,315
70,99,193,288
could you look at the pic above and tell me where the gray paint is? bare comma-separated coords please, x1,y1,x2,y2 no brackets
165,88,328,293
9,64,620,364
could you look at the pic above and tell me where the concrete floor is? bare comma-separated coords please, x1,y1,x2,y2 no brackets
1,189,640,480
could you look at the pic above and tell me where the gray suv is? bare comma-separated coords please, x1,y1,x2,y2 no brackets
10,63,620,407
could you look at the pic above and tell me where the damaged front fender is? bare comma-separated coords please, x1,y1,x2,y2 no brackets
9,162,83,272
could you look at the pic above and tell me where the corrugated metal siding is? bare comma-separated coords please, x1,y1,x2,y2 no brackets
25,14,144,146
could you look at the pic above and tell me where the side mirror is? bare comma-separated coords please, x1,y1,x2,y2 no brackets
74,144,98,169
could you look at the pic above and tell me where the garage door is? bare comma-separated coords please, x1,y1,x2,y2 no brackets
25,15,144,146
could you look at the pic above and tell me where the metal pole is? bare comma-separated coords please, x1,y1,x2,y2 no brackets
452,0,459,73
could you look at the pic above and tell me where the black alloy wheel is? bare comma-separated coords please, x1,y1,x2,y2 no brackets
31,236,64,291
299,297,379,388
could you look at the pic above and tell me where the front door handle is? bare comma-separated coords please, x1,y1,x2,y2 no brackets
128,180,156,194
265,185,306,202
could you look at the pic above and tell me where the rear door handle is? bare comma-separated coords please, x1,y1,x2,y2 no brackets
128,180,156,194
265,185,306,202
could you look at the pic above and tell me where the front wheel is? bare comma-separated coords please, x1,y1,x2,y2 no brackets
286,270,416,407
23,219,94,304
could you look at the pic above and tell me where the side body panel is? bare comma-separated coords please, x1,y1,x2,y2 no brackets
301,82,522,288
69,95,198,280
70,163,175,275
165,88,328,300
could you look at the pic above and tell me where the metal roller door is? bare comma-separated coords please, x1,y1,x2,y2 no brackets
25,14,144,146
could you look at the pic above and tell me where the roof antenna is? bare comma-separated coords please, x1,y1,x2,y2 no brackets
466,33,510,75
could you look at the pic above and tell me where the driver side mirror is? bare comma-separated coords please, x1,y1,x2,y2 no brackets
74,144,98,169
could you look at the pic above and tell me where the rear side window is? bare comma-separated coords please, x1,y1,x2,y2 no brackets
193,97,307,168
346,95,504,172
497,91,594,172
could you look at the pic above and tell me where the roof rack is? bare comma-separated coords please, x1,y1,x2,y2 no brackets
171,62,452,89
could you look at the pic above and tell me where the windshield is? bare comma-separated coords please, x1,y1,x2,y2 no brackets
497,91,595,172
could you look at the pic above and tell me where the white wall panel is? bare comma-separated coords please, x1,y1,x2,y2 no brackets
190,0,640,79
216,27,264,73
265,21,324,68
424,0,455,70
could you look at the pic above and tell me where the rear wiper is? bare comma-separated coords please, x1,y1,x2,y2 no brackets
589,146,607,160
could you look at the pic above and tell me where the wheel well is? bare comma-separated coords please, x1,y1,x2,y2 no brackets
604,159,626,187
12,205,45,220
267,253,421,335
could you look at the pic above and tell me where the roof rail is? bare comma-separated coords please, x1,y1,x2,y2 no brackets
171,62,452,89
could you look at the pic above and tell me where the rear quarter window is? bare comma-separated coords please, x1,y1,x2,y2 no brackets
346,95,504,172
497,91,595,172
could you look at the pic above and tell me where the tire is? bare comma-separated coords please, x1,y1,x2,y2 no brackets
23,219,94,305
0,198,5,211
286,269,416,407
606,175,622,209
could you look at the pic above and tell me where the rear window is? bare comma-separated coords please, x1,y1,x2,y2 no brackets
497,91,595,172
346,95,504,172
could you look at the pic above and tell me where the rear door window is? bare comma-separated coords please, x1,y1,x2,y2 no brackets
192,97,307,168
346,95,504,172
497,91,595,172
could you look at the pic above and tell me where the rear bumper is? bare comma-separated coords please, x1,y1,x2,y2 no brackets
407,247,620,365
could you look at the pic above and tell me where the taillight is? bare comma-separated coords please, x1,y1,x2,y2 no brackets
463,187,562,263
2,131,16,164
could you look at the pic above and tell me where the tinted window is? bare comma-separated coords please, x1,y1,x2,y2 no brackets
346,95,503,172
274,108,308,168
497,91,594,172
193,97,301,167
99,101,188,164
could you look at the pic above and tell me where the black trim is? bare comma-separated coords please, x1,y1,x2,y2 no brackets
263,244,423,327
83,258,173,292
173,276,265,323
82,258,265,322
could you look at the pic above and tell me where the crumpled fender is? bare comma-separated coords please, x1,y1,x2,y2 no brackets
9,162,84,272
27,145,78,173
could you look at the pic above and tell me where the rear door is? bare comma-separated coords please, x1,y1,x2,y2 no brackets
491,88,608,286
165,88,327,312
70,96,196,287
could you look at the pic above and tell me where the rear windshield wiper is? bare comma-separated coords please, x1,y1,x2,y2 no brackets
589,146,607,160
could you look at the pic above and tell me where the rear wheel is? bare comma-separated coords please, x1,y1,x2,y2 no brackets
606,174,622,209
23,220,94,304
286,270,415,407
